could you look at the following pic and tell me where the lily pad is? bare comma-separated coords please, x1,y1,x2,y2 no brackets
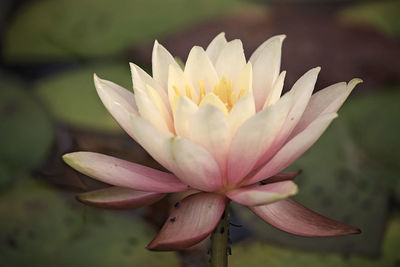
231,214,400,267
0,73,54,171
34,63,131,132
4,0,242,62
0,178,179,266
340,1,400,37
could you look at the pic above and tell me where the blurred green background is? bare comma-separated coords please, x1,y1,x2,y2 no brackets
0,0,399,266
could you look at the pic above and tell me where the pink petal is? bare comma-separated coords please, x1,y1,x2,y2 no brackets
227,181,298,206
170,137,223,192
227,92,292,186
147,192,227,250
290,78,362,137
254,67,321,169
262,170,302,184
246,113,337,185
189,104,231,179
250,198,361,237
63,152,188,193
77,186,165,209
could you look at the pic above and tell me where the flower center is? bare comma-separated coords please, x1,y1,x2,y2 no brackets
172,76,247,113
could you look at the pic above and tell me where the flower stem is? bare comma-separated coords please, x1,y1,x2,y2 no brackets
210,201,230,267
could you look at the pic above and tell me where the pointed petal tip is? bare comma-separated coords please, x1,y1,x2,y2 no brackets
276,34,286,41
62,152,75,166
348,78,363,89
251,199,362,237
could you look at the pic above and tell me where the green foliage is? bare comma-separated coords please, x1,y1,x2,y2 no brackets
4,0,241,62
34,63,132,132
340,1,400,37
231,214,400,267
0,178,179,267
0,74,54,174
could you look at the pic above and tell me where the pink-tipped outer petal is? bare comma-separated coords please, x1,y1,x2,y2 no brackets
262,170,302,184
254,67,321,169
147,192,227,250
247,113,338,185
227,181,298,206
250,198,361,237
290,78,362,137
77,186,165,210
63,152,188,193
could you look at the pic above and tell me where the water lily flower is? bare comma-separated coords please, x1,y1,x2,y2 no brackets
63,33,361,251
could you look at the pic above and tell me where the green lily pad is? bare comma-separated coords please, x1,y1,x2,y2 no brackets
0,73,54,171
341,89,400,201
34,63,131,132
340,1,400,37
0,178,179,266
231,214,400,267
4,0,242,62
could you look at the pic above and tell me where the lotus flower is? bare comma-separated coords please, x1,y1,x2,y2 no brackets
63,33,361,251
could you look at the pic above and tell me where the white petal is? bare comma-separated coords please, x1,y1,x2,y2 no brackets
247,113,338,185
134,85,170,134
94,74,138,138
249,35,286,63
171,137,223,192
263,71,286,109
215,39,246,81
234,62,253,95
131,115,174,172
199,93,228,116
227,95,292,186
145,84,174,132
130,62,170,109
190,105,231,178
168,65,195,112
228,94,256,135
250,35,285,111
185,46,219,94
206,32,227,64
174,96,198,138
290,78,362,137
152,40,180,90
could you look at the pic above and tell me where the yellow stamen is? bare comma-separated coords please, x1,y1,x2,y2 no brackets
173,77,248,113
199,80,206,104
212,76,236,111
173,85,181,96
185,85,192,100
238,88,246,99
